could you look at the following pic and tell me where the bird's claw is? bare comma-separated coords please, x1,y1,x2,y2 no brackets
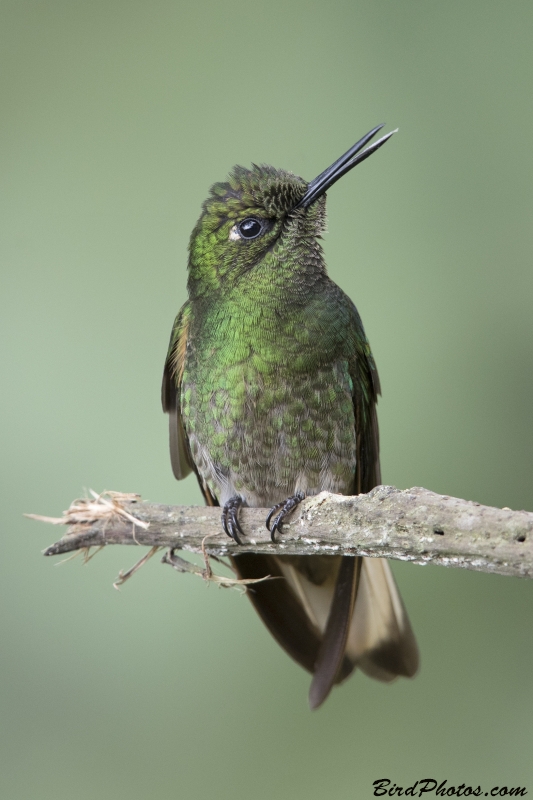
266,491,305,542
222,496,244,544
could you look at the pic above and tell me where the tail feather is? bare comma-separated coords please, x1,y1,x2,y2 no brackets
233,553,418,705
346,558,419,681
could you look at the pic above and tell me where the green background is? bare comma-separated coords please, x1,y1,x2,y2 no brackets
2,1,532,798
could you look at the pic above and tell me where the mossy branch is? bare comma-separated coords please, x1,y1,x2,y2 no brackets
30,486,533,580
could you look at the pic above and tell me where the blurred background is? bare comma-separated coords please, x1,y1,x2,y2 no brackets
2,1,533,797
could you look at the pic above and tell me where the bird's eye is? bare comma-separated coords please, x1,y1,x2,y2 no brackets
237,217,264,240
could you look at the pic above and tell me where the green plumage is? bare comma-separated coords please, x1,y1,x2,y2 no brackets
163,131,418,708
166,165,380,505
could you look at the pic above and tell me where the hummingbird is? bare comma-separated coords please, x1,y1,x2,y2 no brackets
162,124,419,708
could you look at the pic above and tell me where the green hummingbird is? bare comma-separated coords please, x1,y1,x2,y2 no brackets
162,125,419,708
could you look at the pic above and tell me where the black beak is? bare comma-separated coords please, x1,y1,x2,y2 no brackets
294,124,398,210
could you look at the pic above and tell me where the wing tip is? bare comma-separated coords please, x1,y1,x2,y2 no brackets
307,557,361,710
308,679,329,710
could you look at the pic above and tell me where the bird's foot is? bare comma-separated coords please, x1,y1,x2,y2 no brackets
266,491,305,542
222,495,245,544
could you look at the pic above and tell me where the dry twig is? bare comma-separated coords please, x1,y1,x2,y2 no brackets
29,485,533,581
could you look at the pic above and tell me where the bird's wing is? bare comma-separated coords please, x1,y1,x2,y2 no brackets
308,300,419,707
162,302,219,505
306,305,382,707
229,553,327,674
161,303,193,481
349,312,382,495
341,303,419,684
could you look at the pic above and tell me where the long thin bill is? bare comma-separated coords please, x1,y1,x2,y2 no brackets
294,126,398,210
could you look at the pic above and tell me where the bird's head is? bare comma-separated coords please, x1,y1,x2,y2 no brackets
187,125,396,299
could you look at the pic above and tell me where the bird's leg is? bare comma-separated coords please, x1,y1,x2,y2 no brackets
266,491,305,542
221,495,245,544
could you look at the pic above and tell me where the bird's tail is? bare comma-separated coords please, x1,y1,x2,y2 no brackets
232,553,419,708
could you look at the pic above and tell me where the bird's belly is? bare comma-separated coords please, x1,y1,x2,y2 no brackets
182,359,356,507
